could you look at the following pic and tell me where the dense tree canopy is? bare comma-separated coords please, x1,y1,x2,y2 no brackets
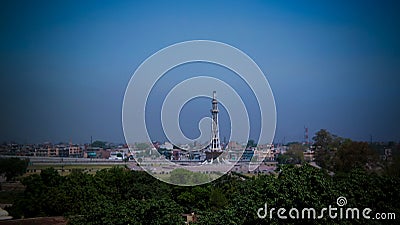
277,143,305,165
91,140,107,148
7,164,399,224
312,129,386,174
0,157,29,181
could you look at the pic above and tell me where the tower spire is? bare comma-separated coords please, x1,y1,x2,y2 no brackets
210,91,221,152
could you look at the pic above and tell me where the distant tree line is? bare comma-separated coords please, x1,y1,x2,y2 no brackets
312,129,399,175
277,143,306,164
91,141,107,148
276,129,400,177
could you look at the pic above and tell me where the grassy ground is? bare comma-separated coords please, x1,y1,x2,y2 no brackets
26,164,126,176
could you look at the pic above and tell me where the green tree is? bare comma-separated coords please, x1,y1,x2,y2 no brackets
8,158,400,225
386,155,400,176
169,168,211,185
209,188,228,210
277,144,305,165
40,167,63,187
174,185,211,212
246,139,257,148
13,174,47,218
313,129,333,149
91,140,107,148
312,129,342,170
334,140,379,173
0,157,29,181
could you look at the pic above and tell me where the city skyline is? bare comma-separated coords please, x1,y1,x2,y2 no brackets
1,1,400,144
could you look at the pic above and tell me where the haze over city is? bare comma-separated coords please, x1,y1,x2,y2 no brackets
1,1,399,144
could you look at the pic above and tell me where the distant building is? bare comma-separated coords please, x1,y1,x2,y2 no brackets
35,144,54,157
160,142,173,150
109,151,124,160
56,145,69,157
255,144,275,161
108,148,129,160
35,147,48,157
68,145,82,158
99,149,111,159
84,147,101,158
303,148,315,162
152,141,160,149
181,212,197,224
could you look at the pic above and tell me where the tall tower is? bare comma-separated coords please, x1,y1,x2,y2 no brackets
210,91,222,152
304,126,309,145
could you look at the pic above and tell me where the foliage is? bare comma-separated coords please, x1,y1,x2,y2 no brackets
0,190,23,204
312,129,342,170
277,143,305,165
7,157,400,224
169,168,212,185
312,130,381,174
386,155,400,176
334,140,379,173
91,140,107,148
69,198,184,225
246,139,257,148
0,157,29,181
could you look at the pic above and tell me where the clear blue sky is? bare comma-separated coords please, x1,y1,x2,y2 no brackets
1,0,399,144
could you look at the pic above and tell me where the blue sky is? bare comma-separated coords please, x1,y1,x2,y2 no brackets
1,0,399,144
